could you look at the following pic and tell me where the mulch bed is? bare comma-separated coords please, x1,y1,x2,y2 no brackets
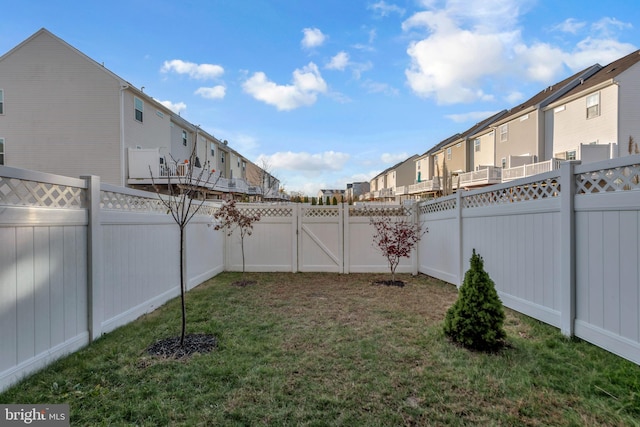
146,334,217,359
372,280,405,288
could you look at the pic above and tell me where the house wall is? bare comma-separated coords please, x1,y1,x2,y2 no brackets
0,30,123,185
617,63,640,156
495,111,539,168
446,140,467,173
548,85,619,159
471,131,496,170
395,157,418,187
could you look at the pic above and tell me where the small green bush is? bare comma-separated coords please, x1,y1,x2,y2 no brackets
443,249,506,351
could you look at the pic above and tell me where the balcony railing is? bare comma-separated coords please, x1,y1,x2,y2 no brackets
457,166,502,188
408,178,440,194
502,159,561,182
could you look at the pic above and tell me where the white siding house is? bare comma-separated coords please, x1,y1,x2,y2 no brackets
545,50,640,161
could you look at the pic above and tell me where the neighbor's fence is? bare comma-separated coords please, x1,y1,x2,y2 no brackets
0,166,224,392
418,155,640,365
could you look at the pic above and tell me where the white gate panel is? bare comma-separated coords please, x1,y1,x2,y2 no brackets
298,206,343,272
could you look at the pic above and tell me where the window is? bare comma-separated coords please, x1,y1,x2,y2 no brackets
501,157,507,169
0,138,4,165
0,89,4,115
134,97,143,122
242,161,246,171
474,138,481,152
446,147,452,160
210,143,215,156
221,152,225,163
182,130,187,146
500,124,508,142
566,150,577,160
586,92,600,119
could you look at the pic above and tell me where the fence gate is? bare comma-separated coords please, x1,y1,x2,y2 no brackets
297,205,344,272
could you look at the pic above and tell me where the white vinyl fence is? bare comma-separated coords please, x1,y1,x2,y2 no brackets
0,167,224,392
3,155,640,392
418,156,640,365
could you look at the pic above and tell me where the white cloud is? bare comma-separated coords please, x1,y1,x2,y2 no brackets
301,28,326,49
402,1,636,105
505,91,524,104
242,62,327,111
446,110,501,123
158,100,187,114
553,18,587,35
258,151,350,172
368,1,405,17
362,80,399,96
326,51,350,70
195,86,226,99
161,59,224,80
381,152,409,164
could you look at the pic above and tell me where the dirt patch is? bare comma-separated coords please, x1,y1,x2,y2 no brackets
145,333,217,360
372,279,405,287
231,280,257,287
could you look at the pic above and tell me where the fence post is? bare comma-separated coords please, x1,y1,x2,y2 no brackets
560,161,579,336
82,175,103,341
456,191,463,287
343,203,350,274
411,201,419,276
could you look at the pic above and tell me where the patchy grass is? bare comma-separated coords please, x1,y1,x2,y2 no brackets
2,272,639,426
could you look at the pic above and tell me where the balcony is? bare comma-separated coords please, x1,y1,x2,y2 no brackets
408,178,440,194
127,148,251,195
502,159,561,182
457,166,502,188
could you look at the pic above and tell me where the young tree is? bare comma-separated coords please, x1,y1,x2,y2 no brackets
369,208,425,285
443,249,506,351
318,197,324,205
213,200,261,284
332,196,338,205
150,145,217,347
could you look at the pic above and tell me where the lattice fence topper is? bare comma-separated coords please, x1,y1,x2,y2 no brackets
350,205,411,217
463,178,560,208
0,177,86,208
576,163,640,194
100,190,167,212
239,206,293,217
419,198,456,214
304,206,341,217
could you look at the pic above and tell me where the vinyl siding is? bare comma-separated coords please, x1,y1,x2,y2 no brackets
471,131,495,170
495,111,539,168
0,31,122,185
617,63,640,156
550,85,618,158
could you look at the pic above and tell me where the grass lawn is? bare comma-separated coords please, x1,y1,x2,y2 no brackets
2,272,639,426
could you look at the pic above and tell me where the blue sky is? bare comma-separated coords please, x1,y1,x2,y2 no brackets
2,1,640,195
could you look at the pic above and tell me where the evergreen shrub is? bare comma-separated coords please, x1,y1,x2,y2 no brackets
443,249,506,351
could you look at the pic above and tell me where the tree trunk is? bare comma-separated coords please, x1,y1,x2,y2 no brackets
180,226,186,347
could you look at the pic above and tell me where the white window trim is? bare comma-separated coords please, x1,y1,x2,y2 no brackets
474,139,481,152
586,92,600,119
446,147,452,160
0,89,4,115
182,130,188,147
134,97,143,122
500,124,508,142
0,137,5,165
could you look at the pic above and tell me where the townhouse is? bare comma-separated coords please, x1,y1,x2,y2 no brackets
543,49,640,162
365,155,418,202
0,28,283,201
